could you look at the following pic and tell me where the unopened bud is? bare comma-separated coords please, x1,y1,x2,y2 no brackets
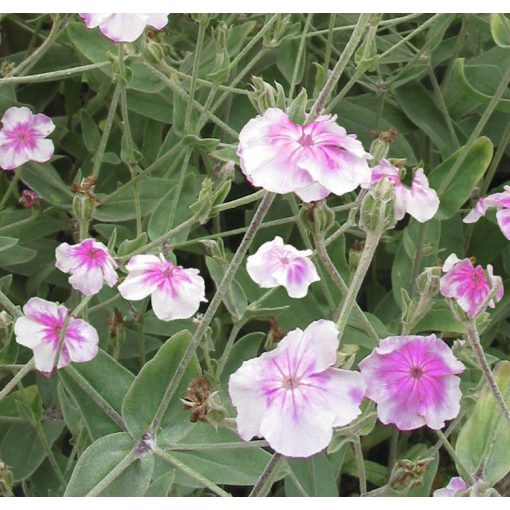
190,178,214,224
359,178,396,233
416,266,441,296
263,14,292,48
0,460,13,496
0,311,11,328
72,194,96,223
389,457,434,493
20,189,40,208
248,77,286,114
311,200,336,236
144,41,165,63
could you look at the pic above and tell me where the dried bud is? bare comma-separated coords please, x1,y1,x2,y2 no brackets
359,178,396,233
182,376,211,423
348,239,364,271
19,189,40,208
389,457,435,493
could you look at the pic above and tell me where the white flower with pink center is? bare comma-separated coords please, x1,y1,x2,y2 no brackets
237,108,372,202
0,106,55,171
433,476,468,497
14,297,99,374
440,253,504,317
118,254,206,321
79,13,169,42
246,236,320,298
359,335,465,431
463,185,510,240
56,239,118,297
365,159,439,222
228,320,366,458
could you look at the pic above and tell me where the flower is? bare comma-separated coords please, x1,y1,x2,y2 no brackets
433,476,468,497
237,108,372,202
19,189,40,208
55,239,118,296
79,13,169,43
14,297,99,373
463,185,510,240
228,319,366,457
118,254,206,321
365,159,439,222
0,106,55,171
359,334,465,431
439,254,504,317
246,236,320,298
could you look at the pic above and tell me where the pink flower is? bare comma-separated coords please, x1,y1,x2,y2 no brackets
55,239,118,296
440,254,504,317
228,320,366,457
118,254,206,321
433,476,468,497
237,108,372,202
365,159,439,222
246,236,320,298
359,335,465,431
0,106,55,171
20,189,40,208
79,13,169,42
14,297,99,373
463,185,510,240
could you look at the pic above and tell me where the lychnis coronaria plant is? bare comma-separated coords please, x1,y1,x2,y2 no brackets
1,12,510,499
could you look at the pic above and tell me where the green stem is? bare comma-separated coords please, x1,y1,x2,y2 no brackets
7,15,68,78
435,430,475,485
216,323,241,379
154,448,230,497
148,192,275,434
313,231,379,344
289,14,313,100
353,438,367,496
438,61,510,196
214,189,265,213
0,172,20,210
88,294,122,314
0,358,35,402
308,13,373,120
91,84,122,179
0,62,110,85
249,453,283,497
84,450,136,497
184,21,207,133
463,319,510,425
335,229,383,336
167,440,269,451
0,289,22,318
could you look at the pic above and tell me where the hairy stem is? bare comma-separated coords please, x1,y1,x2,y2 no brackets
0,359,35,402
249,452,284,497
463,319,510,425
353,438,367,496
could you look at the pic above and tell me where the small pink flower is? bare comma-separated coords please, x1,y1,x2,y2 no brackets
0,106,55,171
433,476,468,497
228,320,366,457
359,335,465,431
440,254,504,317
14,297,99,373
464,185,510,240
20,189,40,208
365,159,439,222
237,108,372,202
118,254,206,321
246,236,320,298
56,239,118,296
79,13,169,42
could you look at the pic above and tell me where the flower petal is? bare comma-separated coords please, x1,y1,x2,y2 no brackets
404,169,439,222
496,208,510,240
65,318,99,364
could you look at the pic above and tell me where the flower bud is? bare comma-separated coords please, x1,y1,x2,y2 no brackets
248,77,286,114
19,189,40,208
0,460,13,496
190,178,214,224
312,200,336,236
359,177,396,233
348,240,364,272
144,40,166,63
0,311,12,328
389,457,435,493
72,193,96,223
263,14,292,48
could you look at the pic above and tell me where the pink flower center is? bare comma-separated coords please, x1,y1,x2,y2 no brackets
410,365,424,379
280,256,290,265
162,265,175,278
282,375,301,390
298,132,314,147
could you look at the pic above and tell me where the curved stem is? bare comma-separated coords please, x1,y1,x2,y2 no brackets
0,358,35,402
463,319,510,425
0,172,20,211
353,438,367,496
